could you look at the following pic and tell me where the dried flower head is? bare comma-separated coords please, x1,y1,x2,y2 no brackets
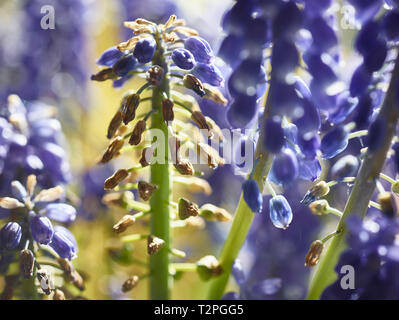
107,110,123,139
19,249,35,279
174,159,195,176
196,255,223,281
178,197,199,220
309,200,329,216
162,99,174,122
140,147,154,167
122,275,139,293
113,215,136,233
104,169,129,190
129,120,147,146
147,65,164,85
183,74,206,97
99,137,124,164
305,240,325,267
123,94,141,125
138,181,158,201
147,235,165,255
191,111,210,130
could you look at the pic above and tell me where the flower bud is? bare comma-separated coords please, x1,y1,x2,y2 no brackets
122,275,139,293
30,215,54,245
199,203,232,222
0,197,24,209
99,137,124,164
129,120,146,145
123,93,140,125
203,85,228,105
178,198,199,220
147,65,164,85
309,199,329,216
183,74,206,97
57,258,85,291
191,111,209,130
96,46,124,67
377,192,395,217
270,148,298,185
184,36,213,64
243,179,263,213
171,48,195,70
320,125,349,159
147,235,165,255
138,181,158,201
107,110,123,139
50,226,77,260
269,195,293,229
11,181,28,201
19,249,35,279
174,159,195,176
113,215,136,234
0,222,22,250
104,169,129,190
112,54,138,77
53,289,66,300
140,147,154,167
43,203,76,224
331,155,359,181
301,181,330,205
196,255,223,281
133,37,157,63
305,240,324,267
193,63,224,87
91,68,117,81
162,99,174,122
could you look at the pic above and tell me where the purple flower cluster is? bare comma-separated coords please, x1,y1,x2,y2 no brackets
0,95,71,200
322,212,399,299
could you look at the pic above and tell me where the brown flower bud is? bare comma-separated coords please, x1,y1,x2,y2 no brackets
305,240,325,267
162,99,174,122
104,169,129,190
178,197,199,220
107,110,123,139
309,200,329,216
113,215,136,233
147,235,165,255
199,204,232,222
129,120,146,145
122,275,139,293
138,181,158,201
197,143,225,168
57,258,85,291
378,192,395,217
191,111,210,130
203,84,228,105
99,137,124,164
19,249,35,279
123,94,140,125
139,147,154,167
53,289,66,300
183,74,206,97
91,68,117,81
174,159,195,176
147,65,164,85
196,255,223,281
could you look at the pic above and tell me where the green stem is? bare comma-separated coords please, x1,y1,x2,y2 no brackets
306,55,399,300
207,86,274,300
149,31,171,300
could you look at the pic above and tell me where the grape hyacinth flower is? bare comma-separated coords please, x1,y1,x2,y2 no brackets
0,175,81,299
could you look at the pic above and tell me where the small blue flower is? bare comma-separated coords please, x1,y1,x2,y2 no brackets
96,46,124,67
133,37,157,64
42,203,77,224
192,63,224,87
171,48,195,70
0,222,22,250
331,155,360,181
270,148,299,185
320,125,349,159
243,179,263,213
50,226,77,260
269,195,293,229
184,36,213,64
30,214,54,245
112,54,138,77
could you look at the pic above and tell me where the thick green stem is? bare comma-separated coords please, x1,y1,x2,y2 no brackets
149,32,171,300
307,55,399,299
207,87,274,300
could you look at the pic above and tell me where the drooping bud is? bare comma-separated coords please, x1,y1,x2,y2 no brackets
269,195,293,229
0,222,22,250
199,203,232,222
91,68,117,81
305,240,324,267
377,192,395,217
183,74,206,97
96,46,124,67
19,249,35,279
122,275,139,293
57,258,84,291
320,125,349,159
196,255,223,281
147,235,165,255
147,65,164,85
171,48,195,70
107,110,123,139
242,179,263,213
99,137,124,164
30,215,54,245
331,155,359,181
50,226,78,260
112,54,138,77
138,181,158,201
104,169,129,190
140,147,154,167
129,120,146,145
184,36,213,64
162,99,174,122
174,159,195,176
191,111,210,130
270,148,298,185
178,197,199,220
122,94,140,125
301,181,330,205
309,199,329,216
53,289,66,300
133,37,157,63
113,215,136,233
192,63,224,87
